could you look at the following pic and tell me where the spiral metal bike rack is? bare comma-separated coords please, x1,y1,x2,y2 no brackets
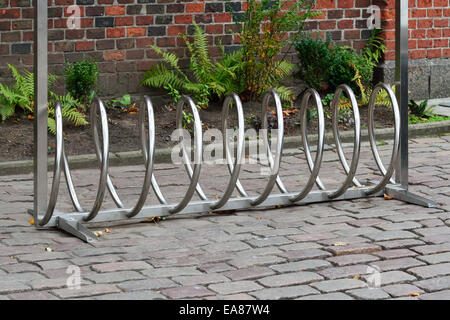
31,0,438,242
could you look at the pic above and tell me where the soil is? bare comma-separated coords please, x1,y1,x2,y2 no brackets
0,99,396,162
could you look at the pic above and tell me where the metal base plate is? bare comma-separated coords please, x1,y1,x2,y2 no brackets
385,185,438,208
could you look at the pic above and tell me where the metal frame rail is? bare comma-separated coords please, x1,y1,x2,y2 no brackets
31,0,437,242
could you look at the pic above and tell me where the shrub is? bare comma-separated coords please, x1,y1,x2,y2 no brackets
294,33,381,95
237,0,319,104
64,59,99,107
294,37,333,90
0,64,87,134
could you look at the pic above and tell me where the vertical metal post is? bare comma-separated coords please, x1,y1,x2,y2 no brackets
33,0,48,223
395,0,409,188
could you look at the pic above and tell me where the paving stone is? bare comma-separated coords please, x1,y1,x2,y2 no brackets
362,271,416,286
172,273,229,286
208,281,263,295
414,276,450,291
326,254,379,266
298,292,354,300
346,288,390,300
198,263,235,273
414,226,450,237
318,264,371,280
141,267,202,278
418,290,450,300
411,243,450,255
373,249,418,259
281,249,332,261
311,279,366,293
228,255,285,269
8,291,58,300
0,281,30,294
250,285,319,299
29,278,91,290
417,252,450,264
365,230,418,242
203,241,252,253
117,278,177,292
326,243,381,256
269,260,332,273
377,221,422,231
16,252,70,263
84,271,145,284
257,272,323,287
52,284,121,299
95,291,166,300
91,261,152,273
222,266,275,281
377,239,425,249
408,263,450,279
369,257,426,272
161,285,214,299
245,236,292,248
382,284,424,297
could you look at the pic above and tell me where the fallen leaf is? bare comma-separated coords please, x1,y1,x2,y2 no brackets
94,231,103,237
10,256,14,260
27,115,34,120
333,242,348,246
29,218,34,225
45,247,53,252
384,194,393,200
142,217,161,223
104,228,111,233
353,275,360,280
257,216,262,220
410,292,420,297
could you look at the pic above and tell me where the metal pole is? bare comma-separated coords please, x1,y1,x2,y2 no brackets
33,0,48,223
395,0,409,188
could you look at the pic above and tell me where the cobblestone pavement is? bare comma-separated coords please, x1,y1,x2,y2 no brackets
0,134,449,300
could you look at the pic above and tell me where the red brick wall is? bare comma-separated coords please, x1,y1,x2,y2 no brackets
0,0,449,96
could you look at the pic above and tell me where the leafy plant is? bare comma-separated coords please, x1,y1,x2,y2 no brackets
295,37,374,94
294,37,333,90
0,64,87,133
141,22,245,108
64,59,99,107
110,94,132,110
362,28,386,69
409,99,435,118
238,0,320,103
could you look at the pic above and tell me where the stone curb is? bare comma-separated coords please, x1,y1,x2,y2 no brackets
1,120,449,176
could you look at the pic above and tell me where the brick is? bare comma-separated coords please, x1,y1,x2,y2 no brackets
16,252,70,263
281,249,332,261
251,285,319,299
142,267,202,278
208,281,262,295
186,3,204,13
104,50,124,61
105,6,125,16
370,258,426,272
75,41,94,51
311,279,366,293
8,291,58,300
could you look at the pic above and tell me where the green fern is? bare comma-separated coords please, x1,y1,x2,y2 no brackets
0,64,88,134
